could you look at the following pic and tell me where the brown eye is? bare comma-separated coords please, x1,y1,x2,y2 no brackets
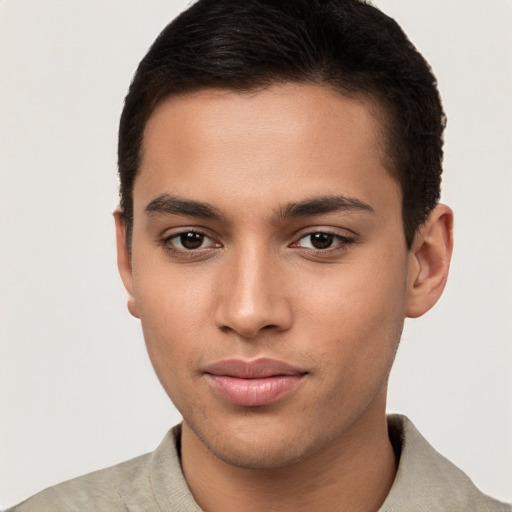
160,230,221,256
309,233,334,249
294,231,355,251
179,232,205,249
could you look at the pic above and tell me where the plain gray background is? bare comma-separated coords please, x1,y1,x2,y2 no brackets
1,0,511,507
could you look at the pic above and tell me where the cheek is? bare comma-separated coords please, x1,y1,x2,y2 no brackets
299,249,408,368
133,251,214,329
135,287,206,414
304,254,407,326
131,264,214,385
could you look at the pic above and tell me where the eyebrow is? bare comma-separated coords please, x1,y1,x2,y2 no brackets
145,194,223,220
144,193,374,222
278,195,375,219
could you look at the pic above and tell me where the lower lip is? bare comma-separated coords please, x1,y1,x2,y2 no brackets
206,374,304,406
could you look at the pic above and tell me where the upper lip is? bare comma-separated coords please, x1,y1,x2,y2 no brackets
203,358,308,379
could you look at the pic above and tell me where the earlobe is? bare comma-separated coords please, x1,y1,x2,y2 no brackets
113,207,140,319
406,204,454,318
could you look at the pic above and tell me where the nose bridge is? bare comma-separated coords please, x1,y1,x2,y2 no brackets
215,240,291,338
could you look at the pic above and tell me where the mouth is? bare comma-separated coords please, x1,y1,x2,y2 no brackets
203,358,308,407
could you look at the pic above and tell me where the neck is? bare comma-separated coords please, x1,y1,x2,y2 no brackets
180,398,397,512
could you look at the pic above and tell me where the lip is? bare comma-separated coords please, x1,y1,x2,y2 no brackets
203,358,307,407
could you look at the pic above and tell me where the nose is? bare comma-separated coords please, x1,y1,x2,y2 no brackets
215,246,293,339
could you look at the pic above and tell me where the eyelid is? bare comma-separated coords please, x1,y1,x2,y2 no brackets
156,225,357,258
160,225,218,240
289,228,358,251
158,227,222,255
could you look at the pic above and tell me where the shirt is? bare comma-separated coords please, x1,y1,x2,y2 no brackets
8,415,511,511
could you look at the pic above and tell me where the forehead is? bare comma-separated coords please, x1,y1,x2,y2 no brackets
135,83,399,216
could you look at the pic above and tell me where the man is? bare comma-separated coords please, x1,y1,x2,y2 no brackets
8,0,511,510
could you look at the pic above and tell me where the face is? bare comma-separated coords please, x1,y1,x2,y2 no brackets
119,83,416,469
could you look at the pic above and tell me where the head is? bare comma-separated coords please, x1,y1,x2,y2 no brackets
118,0,445,251
114,0,453,470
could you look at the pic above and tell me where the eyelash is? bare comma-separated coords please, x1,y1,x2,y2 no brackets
158,229,356,257
292,231,356,252
158,230,220,257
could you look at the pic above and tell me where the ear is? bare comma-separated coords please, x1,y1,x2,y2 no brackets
406,204,454,318
113,207,139,318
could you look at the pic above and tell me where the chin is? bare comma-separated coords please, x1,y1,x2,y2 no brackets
206,438,311,470
188,415,321,470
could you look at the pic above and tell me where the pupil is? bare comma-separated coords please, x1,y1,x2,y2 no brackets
311,233,333,249
180,232,204,249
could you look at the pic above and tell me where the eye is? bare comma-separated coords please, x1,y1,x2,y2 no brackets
163,230,220,252
294,232,354,250
175,231,207,250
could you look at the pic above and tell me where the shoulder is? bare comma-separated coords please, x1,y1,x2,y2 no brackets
381,414,512,512
6,426,192,512
6,452,153,512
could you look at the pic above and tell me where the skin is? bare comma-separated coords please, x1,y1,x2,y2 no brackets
115,83,453,512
